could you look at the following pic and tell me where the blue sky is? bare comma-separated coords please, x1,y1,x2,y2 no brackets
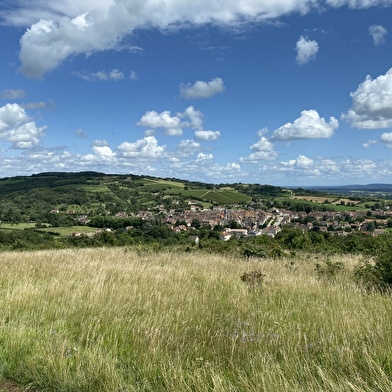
1,1,392,186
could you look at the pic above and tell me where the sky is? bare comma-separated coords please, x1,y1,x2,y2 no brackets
1,1,392,186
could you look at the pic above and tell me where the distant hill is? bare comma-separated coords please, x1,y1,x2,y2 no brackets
304,183,392,194
0,172,257,224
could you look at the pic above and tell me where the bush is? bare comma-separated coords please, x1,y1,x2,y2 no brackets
355,251,392,293
315,259,344,281
240,270,265,289
242,244,267,259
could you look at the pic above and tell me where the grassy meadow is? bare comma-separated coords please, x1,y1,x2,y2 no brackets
1,248,392,391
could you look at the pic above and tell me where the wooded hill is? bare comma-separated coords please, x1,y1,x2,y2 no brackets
0,171,291,223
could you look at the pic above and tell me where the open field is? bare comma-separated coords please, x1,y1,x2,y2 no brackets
0,223,37,231
35,226,98,237
0,224,98,237
292,196,361,205
1,248,392,391
281,197,367,212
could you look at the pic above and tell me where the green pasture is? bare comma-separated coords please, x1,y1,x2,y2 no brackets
35,226,98,237
0,223,37,231
177,189,251,204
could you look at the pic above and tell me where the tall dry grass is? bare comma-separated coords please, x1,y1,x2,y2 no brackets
0,248,391,391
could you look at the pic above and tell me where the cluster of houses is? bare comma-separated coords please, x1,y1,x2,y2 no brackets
67,199,392,239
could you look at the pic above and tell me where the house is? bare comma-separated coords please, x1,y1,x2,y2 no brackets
229,228,248,237
220,231,232,241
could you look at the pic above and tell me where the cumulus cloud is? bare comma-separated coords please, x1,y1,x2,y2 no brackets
343,68,392,129
92,139,109,147
180,78,225,99
296,35,319,65
137,110,182,136
240,151,278,162
181,106,204,130
271,110,338,141
250,137,275,152
0,103,46,149
129,70,138,81
240,136,278,162
369,24,387,45
269,155,379,182
294,154,314,168
92,145,116,158
117,136,166,159
194,130,221,141
137,106,221,140
1,89,26,99
73,69,125,82
194,152,214,165
176,139,201,157
381,132,392,145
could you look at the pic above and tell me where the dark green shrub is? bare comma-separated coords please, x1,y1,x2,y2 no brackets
355,256,392,293
242,244,267,259
240,270,265,289
315,259,344,281
355,239,392,293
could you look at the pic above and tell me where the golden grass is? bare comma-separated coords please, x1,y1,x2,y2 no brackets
0,248,391,391
292,196,360,205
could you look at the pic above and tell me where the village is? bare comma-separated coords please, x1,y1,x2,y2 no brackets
84,199,392,240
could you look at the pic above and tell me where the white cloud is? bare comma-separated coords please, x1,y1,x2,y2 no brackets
369,24,387,45
240,151,278,162
326,0,392,8
92,145,116,158
21,101,47,110
176,139,201,157
194,130,221,141
343,68,392,129
137,110,182,136
137,106,221,140
271,110,338,141
117,136,166,159
181,106,204,130
109,69,124,81
381,132,392,144
75,128,87,138
129,71,138,81
73,69,125,82
0,89,27,99
195,152,214,165
266,155,379,182
0,103,46,149
92,139,109,147
250,137,275,151
295,155,314,168
240,137,278,162
257,127,269,137
180,78,225,99
296,35,319,65
362,139,378,148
